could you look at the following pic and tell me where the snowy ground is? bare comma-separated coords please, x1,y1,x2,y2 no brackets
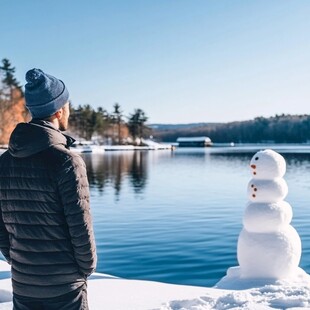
1,261,310,309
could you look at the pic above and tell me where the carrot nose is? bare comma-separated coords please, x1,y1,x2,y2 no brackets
251,164,256,169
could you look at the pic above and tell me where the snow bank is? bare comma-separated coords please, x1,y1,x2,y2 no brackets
0,260,310,309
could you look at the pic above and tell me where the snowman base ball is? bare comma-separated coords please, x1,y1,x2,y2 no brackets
216,266,310,290
237,225,301,279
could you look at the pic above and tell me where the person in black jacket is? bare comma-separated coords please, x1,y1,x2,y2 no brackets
0,68,97,310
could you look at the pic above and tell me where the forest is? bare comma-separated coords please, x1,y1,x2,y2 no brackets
151,115,310,144
1,58,310,145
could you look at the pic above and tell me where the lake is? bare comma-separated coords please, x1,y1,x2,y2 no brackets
81,145,310,287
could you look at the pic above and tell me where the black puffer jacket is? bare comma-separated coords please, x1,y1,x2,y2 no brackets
0,120,97,298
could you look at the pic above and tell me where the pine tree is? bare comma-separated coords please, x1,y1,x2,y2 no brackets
0,58,22,97
128,109,149,144
112,103,123,144
0,58,27,145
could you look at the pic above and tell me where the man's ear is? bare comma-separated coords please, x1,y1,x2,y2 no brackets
54,109,63,120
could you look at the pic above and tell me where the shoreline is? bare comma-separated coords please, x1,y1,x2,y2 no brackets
0,260,310,309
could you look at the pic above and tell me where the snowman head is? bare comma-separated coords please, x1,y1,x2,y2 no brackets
250,149,286,179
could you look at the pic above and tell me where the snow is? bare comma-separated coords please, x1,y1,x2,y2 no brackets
247,178,288,203
1,259,310,309
176,137,211,143
237,226,302,279
70,139,173,153
250,149,286,179
237,149,302,280
243,201,292,233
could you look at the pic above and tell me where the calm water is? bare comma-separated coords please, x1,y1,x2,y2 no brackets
79,145,310,287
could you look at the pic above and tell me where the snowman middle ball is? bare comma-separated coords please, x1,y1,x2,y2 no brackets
247,178,288,203
243,201,293,233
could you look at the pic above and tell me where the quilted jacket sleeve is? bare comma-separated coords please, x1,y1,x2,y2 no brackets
58,154,97,277
0,208,11,264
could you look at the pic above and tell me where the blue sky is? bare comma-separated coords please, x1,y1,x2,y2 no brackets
1,0,310,123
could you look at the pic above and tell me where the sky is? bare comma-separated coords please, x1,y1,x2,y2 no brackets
1,0,310,124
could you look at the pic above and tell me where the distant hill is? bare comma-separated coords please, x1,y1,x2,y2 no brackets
150,122,224,142
150,114,310,143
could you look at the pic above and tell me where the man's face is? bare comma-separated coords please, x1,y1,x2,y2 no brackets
59,102,70,131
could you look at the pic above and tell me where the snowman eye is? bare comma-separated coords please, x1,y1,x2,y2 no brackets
255,157,259,160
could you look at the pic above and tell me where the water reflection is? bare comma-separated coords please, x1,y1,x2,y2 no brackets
81,148,310,198
128,152,148,193
81,151,148,197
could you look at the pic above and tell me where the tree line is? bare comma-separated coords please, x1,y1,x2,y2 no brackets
68,103,151,145
0,58,150,145
153,114,310,144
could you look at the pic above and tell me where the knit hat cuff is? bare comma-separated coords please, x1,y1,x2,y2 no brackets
27,81,69,119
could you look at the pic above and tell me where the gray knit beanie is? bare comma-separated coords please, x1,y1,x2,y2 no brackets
25,68,69,119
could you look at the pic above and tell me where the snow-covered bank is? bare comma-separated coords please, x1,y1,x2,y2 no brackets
0,260,310,309
70,139,173,153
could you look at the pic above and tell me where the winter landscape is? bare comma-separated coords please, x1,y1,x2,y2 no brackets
2,1,310,309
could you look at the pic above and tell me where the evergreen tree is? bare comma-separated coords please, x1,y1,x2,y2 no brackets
128,109,149,143
112,103,123,144
0,58,27,144
76,104,97,140
95,107,110,139
0,58,22,96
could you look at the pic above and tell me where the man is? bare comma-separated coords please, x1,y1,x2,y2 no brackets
0,68,97,309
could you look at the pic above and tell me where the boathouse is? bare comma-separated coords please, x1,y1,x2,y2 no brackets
176,136,212,147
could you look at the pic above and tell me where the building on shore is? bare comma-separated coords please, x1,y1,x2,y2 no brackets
176,136,212,147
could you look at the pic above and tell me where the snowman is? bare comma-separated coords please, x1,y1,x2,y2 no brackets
237,149,302,279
